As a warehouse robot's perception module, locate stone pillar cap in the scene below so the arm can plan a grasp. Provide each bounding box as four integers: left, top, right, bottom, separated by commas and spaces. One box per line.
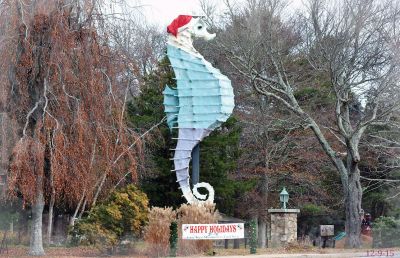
267, 208, 300, 213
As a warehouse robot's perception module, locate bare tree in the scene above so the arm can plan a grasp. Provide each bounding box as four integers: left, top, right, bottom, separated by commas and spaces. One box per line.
0, 0, 143, 255
215, 0, 400, 247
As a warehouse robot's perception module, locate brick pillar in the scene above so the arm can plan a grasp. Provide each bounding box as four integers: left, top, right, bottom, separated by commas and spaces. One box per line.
268, 209, 300, 247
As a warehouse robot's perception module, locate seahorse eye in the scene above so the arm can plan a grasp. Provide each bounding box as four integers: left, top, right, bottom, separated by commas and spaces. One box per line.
197, 25, 203, 30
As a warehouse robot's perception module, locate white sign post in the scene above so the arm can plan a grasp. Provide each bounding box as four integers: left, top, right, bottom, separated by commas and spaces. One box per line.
320, 225, 334, 237
182, 223, 245, 240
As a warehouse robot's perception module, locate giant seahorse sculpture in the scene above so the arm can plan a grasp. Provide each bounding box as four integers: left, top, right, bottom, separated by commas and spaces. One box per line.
163, 15, 234, 204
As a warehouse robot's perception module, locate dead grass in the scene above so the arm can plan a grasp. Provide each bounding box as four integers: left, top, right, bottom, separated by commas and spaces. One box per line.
177, 203, 220, 256
0, 246, 102, 258
143, 206, 176, 257
143, 203, 220, 257
1, 245, 399, 257
335, 234, 373, 249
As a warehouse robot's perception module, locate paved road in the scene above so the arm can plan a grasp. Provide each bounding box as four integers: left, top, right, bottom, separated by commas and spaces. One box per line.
191, 251, 400, 258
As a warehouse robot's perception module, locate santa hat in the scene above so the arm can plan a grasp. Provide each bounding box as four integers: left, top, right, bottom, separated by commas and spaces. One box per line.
167, 15, 193, 37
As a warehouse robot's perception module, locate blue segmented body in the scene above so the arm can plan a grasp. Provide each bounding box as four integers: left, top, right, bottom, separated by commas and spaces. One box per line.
163, 45, 234, 129
163, 44, 234, 204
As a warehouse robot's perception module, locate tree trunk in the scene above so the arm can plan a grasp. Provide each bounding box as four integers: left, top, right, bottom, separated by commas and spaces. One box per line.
309, 120, 362, 248
344, 162, 363, 248
46, 192, 55, 246
258, 164, 268, 248
47, 141, 55, 246
29, 188, 45, 256
258, 220, 267, 248
252, 216, 258, 241
69, 192, 85, 227
92, 171, 107, 207
9, 221, 14, 240
78, 198, 87, 219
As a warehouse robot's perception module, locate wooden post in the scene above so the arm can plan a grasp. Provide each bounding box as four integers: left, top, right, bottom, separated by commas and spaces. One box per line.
233, 239, 240, 249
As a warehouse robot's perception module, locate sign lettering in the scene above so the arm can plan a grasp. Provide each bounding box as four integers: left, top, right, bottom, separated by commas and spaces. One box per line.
182, 223, 244, 240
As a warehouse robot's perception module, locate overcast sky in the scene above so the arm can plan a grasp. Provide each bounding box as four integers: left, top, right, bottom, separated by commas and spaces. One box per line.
134, 0, 208, 27
132, 0, 304, 28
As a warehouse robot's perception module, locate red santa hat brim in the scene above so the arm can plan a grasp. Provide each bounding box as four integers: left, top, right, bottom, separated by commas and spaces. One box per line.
167, 15, 193, 37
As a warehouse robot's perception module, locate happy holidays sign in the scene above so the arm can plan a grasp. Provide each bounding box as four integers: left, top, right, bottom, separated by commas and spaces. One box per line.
182, 223, 244, 240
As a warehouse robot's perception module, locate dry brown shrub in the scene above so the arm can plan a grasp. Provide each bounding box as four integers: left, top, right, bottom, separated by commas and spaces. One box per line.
144, 203, 220, 257
2, 1, 142, 208
144, 206, 176, 257
284, 240, 314, 253
177, 203, 220, 256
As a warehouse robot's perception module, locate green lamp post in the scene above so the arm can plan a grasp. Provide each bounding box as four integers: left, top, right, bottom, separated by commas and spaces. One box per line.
280, 187, 289, 209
